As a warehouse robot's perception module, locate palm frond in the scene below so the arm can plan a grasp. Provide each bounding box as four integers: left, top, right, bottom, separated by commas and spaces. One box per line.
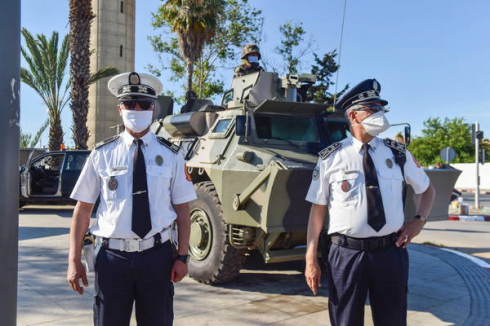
88, 66, 119, 85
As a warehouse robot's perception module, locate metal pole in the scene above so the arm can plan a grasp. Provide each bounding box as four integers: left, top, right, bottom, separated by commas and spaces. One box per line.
475, 121, 480, 209
0, 0, 20, 324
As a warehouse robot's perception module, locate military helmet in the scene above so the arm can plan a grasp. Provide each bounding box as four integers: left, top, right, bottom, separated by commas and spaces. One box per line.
241, 44, 261, 60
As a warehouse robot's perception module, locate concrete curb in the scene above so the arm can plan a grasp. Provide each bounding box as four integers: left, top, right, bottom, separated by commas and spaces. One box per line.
449, 214, 490, 221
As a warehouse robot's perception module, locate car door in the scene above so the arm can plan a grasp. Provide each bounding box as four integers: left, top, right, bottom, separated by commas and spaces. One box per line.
28, 153, 65, 197
61, 152, 89, 197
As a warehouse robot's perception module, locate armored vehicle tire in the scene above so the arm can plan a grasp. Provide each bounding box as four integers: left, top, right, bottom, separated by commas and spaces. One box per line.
188, 181, 246, 284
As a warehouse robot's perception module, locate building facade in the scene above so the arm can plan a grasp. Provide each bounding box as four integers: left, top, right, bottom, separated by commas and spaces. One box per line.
88, 0, 135, 147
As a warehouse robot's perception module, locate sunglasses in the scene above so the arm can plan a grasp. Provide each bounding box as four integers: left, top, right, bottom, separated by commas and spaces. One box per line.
352, 104, 388, 113
119, 99, 155, 110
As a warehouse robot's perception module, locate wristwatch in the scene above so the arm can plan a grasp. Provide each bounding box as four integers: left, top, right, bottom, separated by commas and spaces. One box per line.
176, 254, 190, 264
414, 214, 428, 223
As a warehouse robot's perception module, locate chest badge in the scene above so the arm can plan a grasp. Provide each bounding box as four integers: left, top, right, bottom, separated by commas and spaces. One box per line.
108, 176, 118, 191
341, 180, 351, 192
155, 155, 164, 166
386, 158, 393, 169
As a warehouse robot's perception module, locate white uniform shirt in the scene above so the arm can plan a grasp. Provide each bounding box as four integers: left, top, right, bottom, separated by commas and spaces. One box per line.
71, 131, 197, 239
306, 136, 429, 238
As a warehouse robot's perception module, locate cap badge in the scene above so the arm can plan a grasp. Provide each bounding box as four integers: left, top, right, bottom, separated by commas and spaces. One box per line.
155, 155, 163, 166
341, 180, 351, 192
108, 176, 118, 191
129, 72, 140, 85
373, 80, 379, 91
386, 158, 393, 168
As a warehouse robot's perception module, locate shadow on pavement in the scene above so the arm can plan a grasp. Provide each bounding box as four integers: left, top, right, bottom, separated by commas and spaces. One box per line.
19, 226, 70, 241
20, 206, 74, 218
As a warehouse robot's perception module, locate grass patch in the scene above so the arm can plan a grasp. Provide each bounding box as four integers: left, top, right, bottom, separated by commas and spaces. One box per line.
422, 241, 446, 248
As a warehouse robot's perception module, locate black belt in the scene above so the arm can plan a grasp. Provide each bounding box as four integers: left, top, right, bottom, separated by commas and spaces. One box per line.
330, 232, 398, 251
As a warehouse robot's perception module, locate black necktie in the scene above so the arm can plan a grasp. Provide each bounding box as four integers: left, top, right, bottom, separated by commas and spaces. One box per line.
362, 144, 386, 232
132, 139, 152, 239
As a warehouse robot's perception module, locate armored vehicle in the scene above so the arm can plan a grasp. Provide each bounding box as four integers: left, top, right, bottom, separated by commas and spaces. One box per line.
151, 71, 350, 284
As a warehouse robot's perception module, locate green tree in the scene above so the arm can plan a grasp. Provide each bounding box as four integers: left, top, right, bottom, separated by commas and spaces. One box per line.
69, 0, 118, 150
20, 119, 49, 148
408, 117, 473, 166
149, 0, 263, 102
153, 0, 224, 94
307, 50, 348, 106
275, 21, 314, 75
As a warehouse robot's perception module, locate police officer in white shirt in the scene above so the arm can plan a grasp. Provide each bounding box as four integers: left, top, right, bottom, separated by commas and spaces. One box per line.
67, 72, 197, 326
304, 79, 436, 326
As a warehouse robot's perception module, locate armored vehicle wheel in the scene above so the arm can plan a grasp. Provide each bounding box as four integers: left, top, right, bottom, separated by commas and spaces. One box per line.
188, 181, 246, 284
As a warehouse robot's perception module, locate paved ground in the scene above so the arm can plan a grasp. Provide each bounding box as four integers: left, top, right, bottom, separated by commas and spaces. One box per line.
16, 205, 490, 326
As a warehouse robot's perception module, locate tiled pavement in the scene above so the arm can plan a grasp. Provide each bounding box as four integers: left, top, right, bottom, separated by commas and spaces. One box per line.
16, 207, 490, 326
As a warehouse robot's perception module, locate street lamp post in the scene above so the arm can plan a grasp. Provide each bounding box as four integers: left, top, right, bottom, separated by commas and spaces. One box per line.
0, 0, 21, 324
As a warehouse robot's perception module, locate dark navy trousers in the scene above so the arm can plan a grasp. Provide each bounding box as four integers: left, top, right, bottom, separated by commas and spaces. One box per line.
94, 240, 174, 326
326, 243, 409, 326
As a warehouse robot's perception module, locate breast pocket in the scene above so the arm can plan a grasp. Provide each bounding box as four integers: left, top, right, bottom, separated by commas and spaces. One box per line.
147, 165, 173, 199
99, 169, 130, 201
330, 172, 361, 205
378, 168, 404, 198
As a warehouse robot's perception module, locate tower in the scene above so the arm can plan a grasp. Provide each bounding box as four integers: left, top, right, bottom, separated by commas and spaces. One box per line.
88, 0, 135, 147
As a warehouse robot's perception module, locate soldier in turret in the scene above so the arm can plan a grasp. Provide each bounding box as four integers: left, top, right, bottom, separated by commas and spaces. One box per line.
233, 44, 264, 78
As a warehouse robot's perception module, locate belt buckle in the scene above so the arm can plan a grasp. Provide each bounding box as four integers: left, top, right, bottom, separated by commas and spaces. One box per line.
126, 239, 143, 252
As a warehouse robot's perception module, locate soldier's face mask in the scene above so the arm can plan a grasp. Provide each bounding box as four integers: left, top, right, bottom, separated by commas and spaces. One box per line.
247, 55, 259, 63
120, 109, 153, 133
351, 110, 390, 137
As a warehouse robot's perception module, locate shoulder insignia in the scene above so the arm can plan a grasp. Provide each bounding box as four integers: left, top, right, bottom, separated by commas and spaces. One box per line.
318, 142, 342, 160
157, 137, 181, 153
94, 134, 120, 150
383, 138, 406, 153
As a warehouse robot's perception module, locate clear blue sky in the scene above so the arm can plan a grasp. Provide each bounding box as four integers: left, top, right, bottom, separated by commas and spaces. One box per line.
21, 0, 490, 148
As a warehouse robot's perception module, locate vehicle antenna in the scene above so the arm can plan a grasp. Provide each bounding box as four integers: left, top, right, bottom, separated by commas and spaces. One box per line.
333, 0, 348, 109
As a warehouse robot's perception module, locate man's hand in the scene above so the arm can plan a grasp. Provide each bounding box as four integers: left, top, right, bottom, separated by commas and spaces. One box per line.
171, 260, 188, 283
67, 260, 88, 295
305, 257, 322, 295
396, 218, 425, 248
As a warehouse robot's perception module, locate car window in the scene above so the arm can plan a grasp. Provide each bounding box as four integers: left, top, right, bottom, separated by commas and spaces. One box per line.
32, 154, 64, 171
324, 119, 350, 143
65, 153, 88, 171
213, 119, 232, 133
255, 115, 319, 142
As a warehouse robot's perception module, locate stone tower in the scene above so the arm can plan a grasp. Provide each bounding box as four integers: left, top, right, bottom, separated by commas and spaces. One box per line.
88, 0, 135, 147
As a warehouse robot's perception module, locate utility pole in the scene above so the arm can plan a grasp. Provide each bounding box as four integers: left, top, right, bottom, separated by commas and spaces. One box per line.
0, 0, 20, 324
475, 121, 480, 209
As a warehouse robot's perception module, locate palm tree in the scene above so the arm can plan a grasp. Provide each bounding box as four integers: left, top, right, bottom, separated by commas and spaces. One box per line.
159, 0, 224, 93
21, 29, 68, 151
21, 28, 117, 151
69, 0, 118, 149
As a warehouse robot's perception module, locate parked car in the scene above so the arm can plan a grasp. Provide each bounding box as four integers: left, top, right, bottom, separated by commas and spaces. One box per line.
19, 150, 91, 208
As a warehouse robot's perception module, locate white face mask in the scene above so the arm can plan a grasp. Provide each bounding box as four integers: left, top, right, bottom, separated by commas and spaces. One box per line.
121, 110, 153, 133
351, 111, 390, 137
248, 55, 259, 63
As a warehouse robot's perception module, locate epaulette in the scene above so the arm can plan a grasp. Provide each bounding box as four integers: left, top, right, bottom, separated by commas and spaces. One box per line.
157, 137, 180, 153
94, 134, 120, 149
318, 142, 342, 160
383, 138, 406, 153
